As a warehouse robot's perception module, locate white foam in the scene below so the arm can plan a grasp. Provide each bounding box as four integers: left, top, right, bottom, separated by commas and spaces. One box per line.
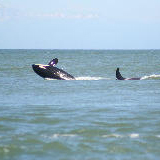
156, 135, 160, 138
45, 76, 110, 80
102, 134, 123, 138
129, 133, 139, 138
43, 134, 77, 139
44, 78, 56, 80
141, 74, 160, 80
102, 133, 139, 138
75, 77, 110, 80
3, 148, 10, 153
52, 134, 76, 138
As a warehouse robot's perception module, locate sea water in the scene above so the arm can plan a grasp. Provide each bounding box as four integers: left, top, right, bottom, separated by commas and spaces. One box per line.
0, 49, 160, 160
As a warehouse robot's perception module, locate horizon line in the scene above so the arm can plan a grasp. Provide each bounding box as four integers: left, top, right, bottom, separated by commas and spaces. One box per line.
0, 48, 160, 50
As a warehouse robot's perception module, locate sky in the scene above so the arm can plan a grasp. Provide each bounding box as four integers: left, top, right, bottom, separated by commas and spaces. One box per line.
0, 0, 160, 49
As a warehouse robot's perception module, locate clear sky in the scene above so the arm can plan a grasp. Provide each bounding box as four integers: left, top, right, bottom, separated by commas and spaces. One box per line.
0, 0, 160, 49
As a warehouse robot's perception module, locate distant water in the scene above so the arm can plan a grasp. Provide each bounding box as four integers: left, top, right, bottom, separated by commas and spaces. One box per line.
0, 49, 160, 160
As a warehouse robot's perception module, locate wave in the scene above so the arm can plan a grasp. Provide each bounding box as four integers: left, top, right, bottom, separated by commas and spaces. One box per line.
45, 77, 110, 80
42, 134, 77, 139
41, 133, 160, 139
102, 133, 139, 138
44, 78, 57, 80
45, 75, 160, 81
75, 77, 110, 80
140, 74, 160, 80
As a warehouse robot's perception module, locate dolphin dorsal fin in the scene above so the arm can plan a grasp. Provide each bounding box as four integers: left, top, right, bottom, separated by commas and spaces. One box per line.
116, 68, 125, 80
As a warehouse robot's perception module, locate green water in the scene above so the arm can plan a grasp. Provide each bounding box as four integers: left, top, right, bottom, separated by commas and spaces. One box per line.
0, 49, 160, 160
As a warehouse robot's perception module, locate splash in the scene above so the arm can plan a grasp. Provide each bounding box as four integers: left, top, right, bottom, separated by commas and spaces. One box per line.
75, 77, 110, 80
141, 74, 160, 80
44, 78, 56, 80
45, 77, 110, 80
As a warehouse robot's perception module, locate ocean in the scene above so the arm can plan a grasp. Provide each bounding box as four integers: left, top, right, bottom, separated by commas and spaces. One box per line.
0, 49, 160, 160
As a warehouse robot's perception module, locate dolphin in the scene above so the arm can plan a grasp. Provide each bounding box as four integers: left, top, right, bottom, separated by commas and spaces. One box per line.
116, 68, 141, 80
32, 58, 75, 80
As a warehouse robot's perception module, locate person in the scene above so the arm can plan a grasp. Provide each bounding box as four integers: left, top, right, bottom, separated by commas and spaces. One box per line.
48, 58, 58, 66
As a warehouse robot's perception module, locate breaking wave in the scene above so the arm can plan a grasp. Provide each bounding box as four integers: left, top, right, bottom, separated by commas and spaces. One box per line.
141, 74, 160, 80
75, 77, 110, 80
